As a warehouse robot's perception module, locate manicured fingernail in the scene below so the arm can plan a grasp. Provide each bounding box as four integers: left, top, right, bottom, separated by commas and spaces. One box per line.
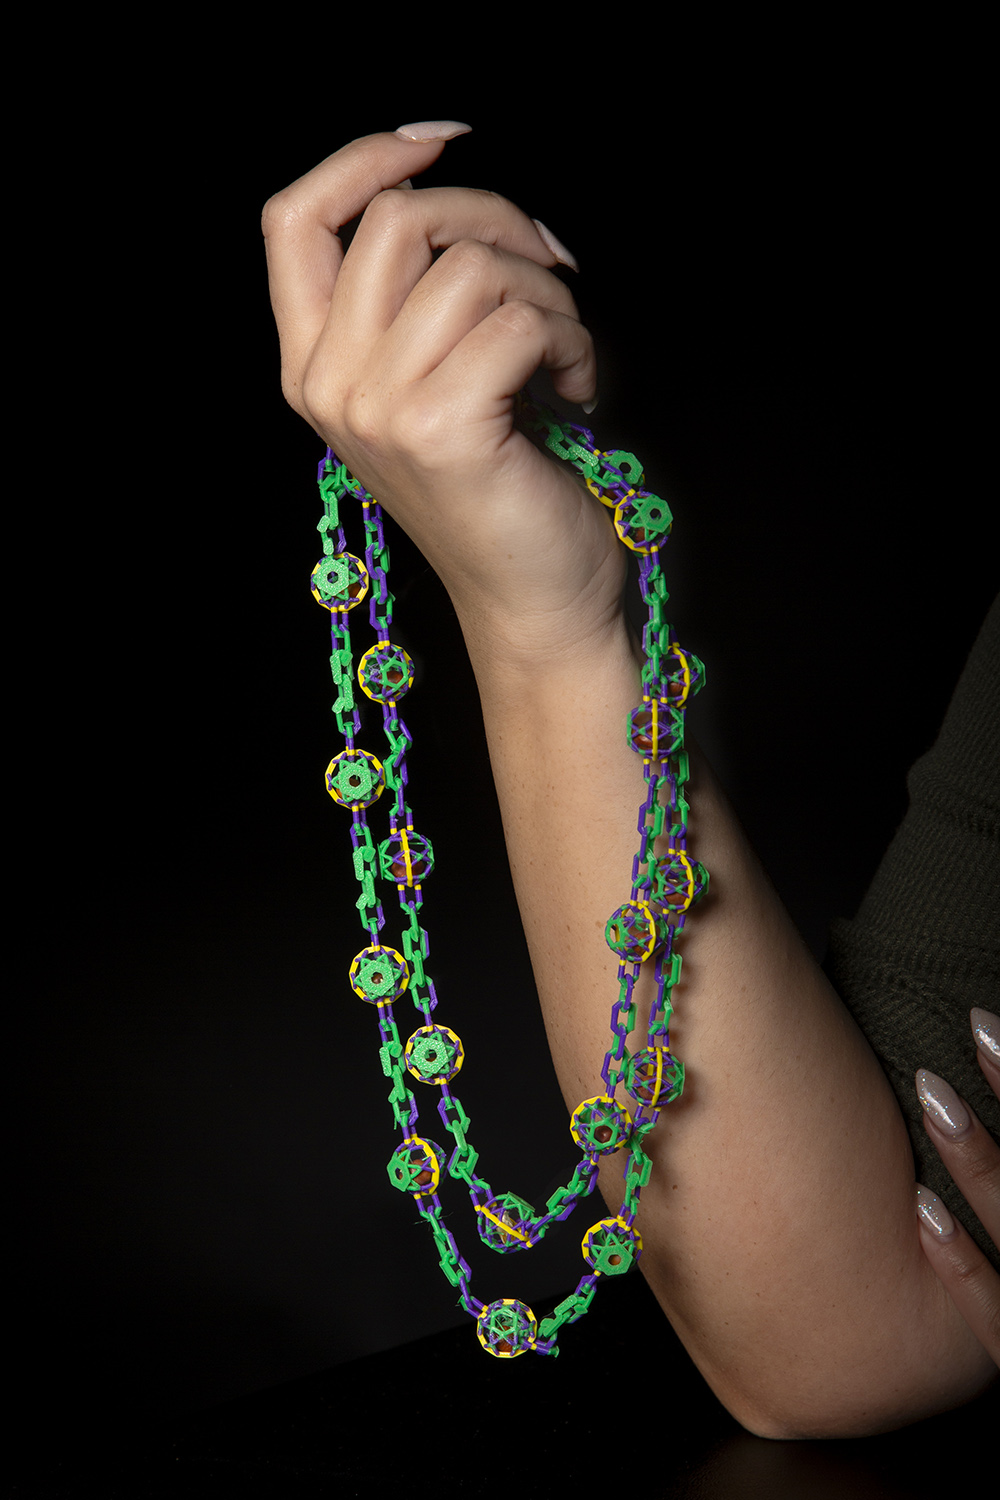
394, 121, 472, 142
971, 1007, 999, 1061
916, 1184, 956, 1238
532, 219, 579, 272
916, 1068, 971, 1137
582, 396, 599, 415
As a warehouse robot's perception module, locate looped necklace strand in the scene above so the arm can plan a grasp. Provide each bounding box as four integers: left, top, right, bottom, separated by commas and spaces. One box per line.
311, 390, 708, 1357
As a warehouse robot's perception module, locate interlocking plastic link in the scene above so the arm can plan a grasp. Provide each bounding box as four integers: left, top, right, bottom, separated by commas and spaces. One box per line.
351, 830, 381, 923
380, 716, 412, 792
400, 906, 429, 994
422, 1200, 473, 1288
620, 1141, 654, 1219
537, 1278, 598, 1342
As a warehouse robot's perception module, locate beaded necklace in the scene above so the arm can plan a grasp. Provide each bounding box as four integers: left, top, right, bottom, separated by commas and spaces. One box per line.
312, 391, 707, 1357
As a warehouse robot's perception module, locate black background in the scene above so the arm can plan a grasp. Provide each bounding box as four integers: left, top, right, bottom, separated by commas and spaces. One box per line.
14, 39, 996, 1482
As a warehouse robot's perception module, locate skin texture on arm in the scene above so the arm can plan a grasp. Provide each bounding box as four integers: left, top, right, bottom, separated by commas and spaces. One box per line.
459, 614, 997, 1438
263, 126, 998, 1437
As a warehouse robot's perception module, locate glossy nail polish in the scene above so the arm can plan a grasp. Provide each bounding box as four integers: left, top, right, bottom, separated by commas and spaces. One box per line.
394, 121, 472, 142
916, 1184, 956, 1238
532, 219, 579, 273
916, 1068, 972, 1136
971, 1006, 1000, 1061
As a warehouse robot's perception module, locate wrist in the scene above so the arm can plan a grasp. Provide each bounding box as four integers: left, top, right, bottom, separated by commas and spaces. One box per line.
456, 599, 639, 706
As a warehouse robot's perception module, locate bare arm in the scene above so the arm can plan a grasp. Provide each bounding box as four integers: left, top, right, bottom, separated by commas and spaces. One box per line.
263, 126, 997, 1437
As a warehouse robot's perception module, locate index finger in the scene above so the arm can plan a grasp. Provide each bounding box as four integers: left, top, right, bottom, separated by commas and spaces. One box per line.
262, 126, 471, 375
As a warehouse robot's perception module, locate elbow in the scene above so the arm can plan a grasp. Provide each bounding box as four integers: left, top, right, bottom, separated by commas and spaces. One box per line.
717, 1359, 999, 1442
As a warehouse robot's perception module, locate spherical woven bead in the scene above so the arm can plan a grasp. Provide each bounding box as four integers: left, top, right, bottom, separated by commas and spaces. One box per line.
477, 1192, 536, 1253
659, 644, 706, 709
613, 490, 673, 552
386, 1137, 447, 1196
405, 1024, 464, 1084
357, 642, 415, 703
569, 1095, 632, 1156
476, 1299, 537, 1358
325, 749, 384, 809
623, 1046, 685, 1108
311, 553, 369, 611
349, 946, 409, 1004
378, 830, 434, 885
653, 849, 709, 916
605, 900, 659, 962
627, 699, 685, 760
581, 1217, 643, 1276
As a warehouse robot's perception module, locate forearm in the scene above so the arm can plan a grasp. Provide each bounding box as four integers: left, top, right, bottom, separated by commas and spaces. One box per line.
459, 608, 996, 1437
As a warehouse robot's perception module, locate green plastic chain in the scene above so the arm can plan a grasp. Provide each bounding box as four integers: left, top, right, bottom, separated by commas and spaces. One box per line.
312, 391, 708, 1357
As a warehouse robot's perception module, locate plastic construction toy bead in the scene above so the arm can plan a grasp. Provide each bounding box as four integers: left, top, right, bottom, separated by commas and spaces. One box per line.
477, 1192, 536, 1253
405, 1024, 464, 1084
357, 642, 415, 703
476, 1299, 538, 1358
311, 553, 369, 611
378, 831, 434, 886
325, 749, 384, 809
613, 491, 673, 553
387, 1136, 447, 1196
569, 1095, 632, 1156
350, 946, 410, 1005
654, 849, 709, 916
628, 700, 685, 761
605, 901, 659, 962
662, 646, 706, 708
624, 1046, 685, 1108
586, 449, 644, 506
581, 1217, 643, 1276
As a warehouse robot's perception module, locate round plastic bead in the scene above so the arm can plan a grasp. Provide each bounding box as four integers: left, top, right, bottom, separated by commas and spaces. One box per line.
653, 849, 709, 916
378, 830, 434, 886
386, 1137, 447, 1196
581, 1217, 643, 1276
476, 1299, 538, 1358
358, 642, 415, 703
405, 1024, 464, 1084
627, 699, 685, 761
605, 900, 659, 962
613, 491, 673, 552
623, 1046, 685, 1108
477, 1192, 535, 1253
310, 553, 369, 611
325, 749, 384, 809
569, 1095, 632, 1156
349, 946, 409, 1005
659, 644, 706, 709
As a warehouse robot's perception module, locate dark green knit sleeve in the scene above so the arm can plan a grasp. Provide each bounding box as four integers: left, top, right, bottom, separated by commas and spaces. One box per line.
822, 593, 1000, 1270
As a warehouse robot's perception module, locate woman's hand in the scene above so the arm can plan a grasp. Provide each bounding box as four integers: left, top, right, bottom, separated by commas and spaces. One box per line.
262, 125, 624, 668
915, 1008, 1000, 1366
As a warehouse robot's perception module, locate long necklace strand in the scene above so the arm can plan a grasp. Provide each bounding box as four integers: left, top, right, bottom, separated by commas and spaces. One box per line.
311, 391, 707, 1357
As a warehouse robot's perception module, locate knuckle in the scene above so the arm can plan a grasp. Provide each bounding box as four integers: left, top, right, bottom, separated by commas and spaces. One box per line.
393, 387, 452, 459
438, 238, 498, 281
493, 298, 544, 339
261, 186, 301, 239
361, 186, 413, 235
339, 384, 383, 449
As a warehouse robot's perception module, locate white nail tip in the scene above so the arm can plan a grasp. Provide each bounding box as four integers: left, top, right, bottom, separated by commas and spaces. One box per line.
394, 122, 472, 142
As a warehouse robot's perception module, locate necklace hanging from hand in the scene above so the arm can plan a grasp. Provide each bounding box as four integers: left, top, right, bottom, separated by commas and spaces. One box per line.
312, 391, 708, 1357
